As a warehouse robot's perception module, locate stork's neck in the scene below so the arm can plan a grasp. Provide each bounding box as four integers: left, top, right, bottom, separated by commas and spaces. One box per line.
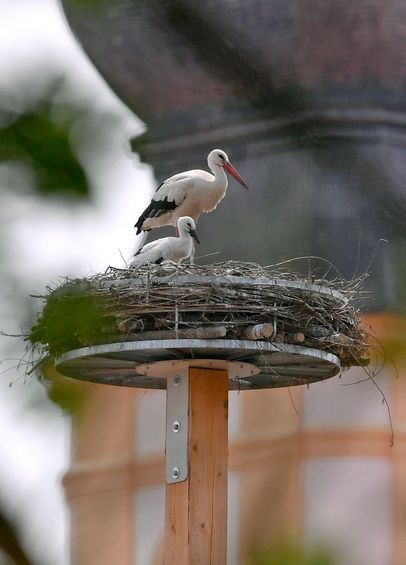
209, 163, 227, 186
178, 228, 189, 240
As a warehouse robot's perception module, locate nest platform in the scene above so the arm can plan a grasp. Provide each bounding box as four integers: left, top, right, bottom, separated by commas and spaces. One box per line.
30, 261, 369, 390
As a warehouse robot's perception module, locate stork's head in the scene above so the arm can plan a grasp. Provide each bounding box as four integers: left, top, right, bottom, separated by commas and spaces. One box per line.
208, 149, 249, 190
177, 216, 200, 244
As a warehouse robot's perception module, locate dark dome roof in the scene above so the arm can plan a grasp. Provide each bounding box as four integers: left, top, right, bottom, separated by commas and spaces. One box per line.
62, 1, 406, 139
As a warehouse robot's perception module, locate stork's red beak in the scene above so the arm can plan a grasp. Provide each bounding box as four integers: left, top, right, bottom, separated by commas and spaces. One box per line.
223, 161, 249, 190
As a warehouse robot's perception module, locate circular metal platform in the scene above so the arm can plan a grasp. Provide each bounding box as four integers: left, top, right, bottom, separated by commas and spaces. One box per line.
55, 339, 341, 390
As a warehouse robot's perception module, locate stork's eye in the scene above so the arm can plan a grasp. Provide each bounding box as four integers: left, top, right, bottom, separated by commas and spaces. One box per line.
218, 154, 225, 161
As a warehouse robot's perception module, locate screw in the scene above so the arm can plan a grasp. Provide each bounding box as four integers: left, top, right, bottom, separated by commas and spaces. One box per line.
172, 420, 181, 433
172, 466, 180, 480
173, 375, 181, 387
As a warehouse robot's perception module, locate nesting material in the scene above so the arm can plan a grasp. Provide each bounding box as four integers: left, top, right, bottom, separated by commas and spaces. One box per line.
30, 260, 369, 370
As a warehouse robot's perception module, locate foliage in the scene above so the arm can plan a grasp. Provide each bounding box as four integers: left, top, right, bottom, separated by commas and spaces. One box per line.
0, 508, 34, 565
247, 542, 335, 565
30, 282, 115, 358
67, 0, 108, 10
40, 360, 88, 415
0, 100, 91, 199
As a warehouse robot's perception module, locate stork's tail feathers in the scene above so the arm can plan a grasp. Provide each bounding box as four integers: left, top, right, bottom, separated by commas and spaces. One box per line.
134, 206, 152, 234
134, 217, 144, 234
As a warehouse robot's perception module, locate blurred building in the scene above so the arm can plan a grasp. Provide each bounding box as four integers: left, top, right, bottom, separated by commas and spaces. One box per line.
62, 1, 406, 564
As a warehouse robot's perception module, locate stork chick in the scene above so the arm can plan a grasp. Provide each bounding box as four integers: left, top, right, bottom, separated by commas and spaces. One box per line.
130, 216, 200, 267
135, 149, 249, 234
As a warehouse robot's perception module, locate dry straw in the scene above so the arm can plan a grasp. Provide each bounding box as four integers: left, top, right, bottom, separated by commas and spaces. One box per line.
29, 260, 370, 369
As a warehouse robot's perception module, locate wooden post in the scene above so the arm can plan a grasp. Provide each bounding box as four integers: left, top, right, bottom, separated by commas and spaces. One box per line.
164, 367, 229, 565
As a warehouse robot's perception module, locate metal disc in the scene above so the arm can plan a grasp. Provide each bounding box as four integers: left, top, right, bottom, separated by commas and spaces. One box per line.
55, 339, 341, 390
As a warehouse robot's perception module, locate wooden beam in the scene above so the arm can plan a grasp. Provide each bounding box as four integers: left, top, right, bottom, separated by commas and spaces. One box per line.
164, 367, 229, 564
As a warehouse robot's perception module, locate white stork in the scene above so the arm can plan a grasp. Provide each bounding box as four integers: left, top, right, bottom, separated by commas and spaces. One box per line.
130, 216, 200, 266
134, 149, 249, 234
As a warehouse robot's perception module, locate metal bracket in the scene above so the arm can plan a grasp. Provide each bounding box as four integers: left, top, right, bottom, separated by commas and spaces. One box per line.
165, 370, 189, 483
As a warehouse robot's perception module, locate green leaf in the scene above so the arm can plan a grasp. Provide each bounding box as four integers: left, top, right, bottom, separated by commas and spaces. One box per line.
0, 103, 90, 198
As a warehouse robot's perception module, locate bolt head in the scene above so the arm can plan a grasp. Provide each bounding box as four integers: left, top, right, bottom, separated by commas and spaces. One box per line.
173, 375, 181, 387
172, 466, 180, 480
172, 420, 181, 433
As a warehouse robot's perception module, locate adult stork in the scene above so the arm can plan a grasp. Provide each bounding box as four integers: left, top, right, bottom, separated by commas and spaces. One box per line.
134, 149, 249, 234
130, 216, 200, 266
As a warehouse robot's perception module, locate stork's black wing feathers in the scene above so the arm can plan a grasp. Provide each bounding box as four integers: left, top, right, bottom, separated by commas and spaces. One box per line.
134, 195, 178, 234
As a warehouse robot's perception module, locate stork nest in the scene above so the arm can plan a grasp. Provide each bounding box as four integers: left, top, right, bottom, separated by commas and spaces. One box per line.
29, 260, 370, 370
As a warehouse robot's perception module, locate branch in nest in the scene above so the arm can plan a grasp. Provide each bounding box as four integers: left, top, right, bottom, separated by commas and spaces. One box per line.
292, 332, 305, 343
119, 325, 227, 341
243, 322, 276, 340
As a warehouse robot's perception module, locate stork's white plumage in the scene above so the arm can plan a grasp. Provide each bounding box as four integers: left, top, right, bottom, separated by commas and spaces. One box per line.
134, 149, 249, 234
130, 216, 200, 267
